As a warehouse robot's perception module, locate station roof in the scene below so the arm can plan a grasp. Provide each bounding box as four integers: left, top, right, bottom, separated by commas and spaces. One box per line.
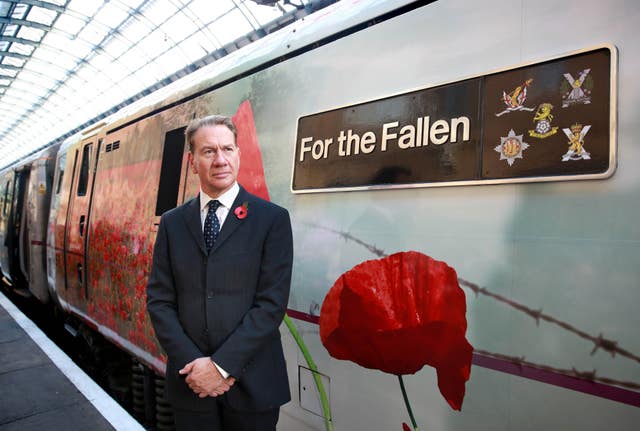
0, 0, 334, 168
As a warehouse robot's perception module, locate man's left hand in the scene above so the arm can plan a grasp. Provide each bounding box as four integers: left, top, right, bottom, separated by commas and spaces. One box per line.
179, 357, 235, 398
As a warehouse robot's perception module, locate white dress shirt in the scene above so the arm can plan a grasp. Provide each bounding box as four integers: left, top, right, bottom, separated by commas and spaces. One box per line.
198, 182, 240, 379
199, 182, 240, 232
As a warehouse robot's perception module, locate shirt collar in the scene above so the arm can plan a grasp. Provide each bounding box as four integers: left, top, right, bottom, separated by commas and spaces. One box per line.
199, 182, 240, 212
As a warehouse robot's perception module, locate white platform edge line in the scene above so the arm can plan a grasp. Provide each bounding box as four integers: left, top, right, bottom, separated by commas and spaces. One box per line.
0, 291, 145, 431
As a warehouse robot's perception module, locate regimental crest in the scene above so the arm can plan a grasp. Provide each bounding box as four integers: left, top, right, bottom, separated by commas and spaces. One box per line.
496, 79, 535, 117
528, 103, 559, 139
561, 68, 593, 107
561, 123, 592, 161
495, 129, 529, 166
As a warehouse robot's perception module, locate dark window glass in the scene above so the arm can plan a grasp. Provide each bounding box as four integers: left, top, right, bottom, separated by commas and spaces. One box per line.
3, 180, 10, 215
77, 144, 92, 196
56, 153, 66, 195
155, 127, 186, 216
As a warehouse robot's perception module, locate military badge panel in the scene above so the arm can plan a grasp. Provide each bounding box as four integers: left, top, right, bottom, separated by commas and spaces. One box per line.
480, 47, 611, 179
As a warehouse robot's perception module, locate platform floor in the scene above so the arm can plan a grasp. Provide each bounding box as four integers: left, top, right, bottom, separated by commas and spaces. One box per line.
0, 291, 144, 431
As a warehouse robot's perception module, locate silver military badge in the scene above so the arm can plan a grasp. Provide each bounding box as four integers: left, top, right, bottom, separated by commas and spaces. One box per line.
495, 129, 530, 166
561, 123, 592, 161
561, 69, 593, 108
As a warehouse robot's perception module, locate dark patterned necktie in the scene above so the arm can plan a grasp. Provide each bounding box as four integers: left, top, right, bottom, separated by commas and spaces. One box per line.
204, 200, 221, 252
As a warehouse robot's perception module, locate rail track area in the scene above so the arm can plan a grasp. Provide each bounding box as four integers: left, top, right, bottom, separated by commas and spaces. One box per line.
0, 290, 147, 431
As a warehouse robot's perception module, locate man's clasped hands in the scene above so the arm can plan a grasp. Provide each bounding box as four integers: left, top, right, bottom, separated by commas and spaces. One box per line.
179, 357, 236, 398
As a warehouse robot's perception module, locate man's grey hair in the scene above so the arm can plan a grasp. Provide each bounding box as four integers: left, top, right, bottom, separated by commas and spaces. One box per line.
185, 115, 238, 153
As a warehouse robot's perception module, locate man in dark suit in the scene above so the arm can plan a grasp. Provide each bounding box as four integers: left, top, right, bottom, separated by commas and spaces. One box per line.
146, 115, 293, 431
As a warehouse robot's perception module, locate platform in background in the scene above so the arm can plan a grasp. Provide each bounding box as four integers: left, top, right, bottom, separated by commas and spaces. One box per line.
0, 291, 144, 431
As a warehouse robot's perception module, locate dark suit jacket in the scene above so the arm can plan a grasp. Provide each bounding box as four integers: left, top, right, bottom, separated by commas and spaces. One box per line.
146, 185, 293, 412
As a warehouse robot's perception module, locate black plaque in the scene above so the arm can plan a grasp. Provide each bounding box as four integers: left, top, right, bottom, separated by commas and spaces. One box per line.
292, 46, 614, 192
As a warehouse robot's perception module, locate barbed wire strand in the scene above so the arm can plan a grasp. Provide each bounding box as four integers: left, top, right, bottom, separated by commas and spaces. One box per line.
307, 223, 640, 388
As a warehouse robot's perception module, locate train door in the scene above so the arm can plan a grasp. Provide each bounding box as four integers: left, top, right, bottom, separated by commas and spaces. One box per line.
8, 166, 30, 290
0, 172, 14, 283
63, 139, 99, 300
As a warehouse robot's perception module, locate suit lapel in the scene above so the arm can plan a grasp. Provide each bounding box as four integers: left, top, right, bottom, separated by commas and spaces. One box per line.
182, 196, 208, 255
210, 186, 249, 255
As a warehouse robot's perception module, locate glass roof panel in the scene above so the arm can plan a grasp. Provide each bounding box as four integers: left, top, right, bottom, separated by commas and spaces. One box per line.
0, 0, 323, 167
101, 59, 128, 82
131, 61, 161, 83
93, 2, 129, 27
174, 35, 209, 63
0, 69, 17, 78
11, 4, 27, 19
101, 34, 128, 58
8, 43, 33, 55
209, 8, 252, 46
159, 9, 197, 42
119, 14, 152, 43
24, 60, 67, 81
5, 86, 39, 102
182, 30, 218, 54
2, 56, 25, 67
52, 14, 86, 36
15, 26, 45, 41
2, 24, 17, 35
188, 0, 235, 25
78, 21, 110, 45
1, 94, 31, 109
139, 28, 172, 60
67, 0, 103, 19
118, 74, 144, 96
140, 0, 178, 27
118, 44, 149, 71
153, 45, 187, 76
9, 77, 46, 93
26, 7, 57, 27
32, 46, 77, 69
19, 70, 57, 90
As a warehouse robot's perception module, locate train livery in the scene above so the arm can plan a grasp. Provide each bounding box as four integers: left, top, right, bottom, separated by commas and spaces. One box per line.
1, 0, 639, 430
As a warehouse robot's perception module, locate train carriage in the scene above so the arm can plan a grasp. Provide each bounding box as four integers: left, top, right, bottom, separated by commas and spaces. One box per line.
2, 0, 639, 430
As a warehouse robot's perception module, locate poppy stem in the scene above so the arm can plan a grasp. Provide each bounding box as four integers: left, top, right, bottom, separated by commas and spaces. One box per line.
283, 314, 333, 431
398, 375, 420, 431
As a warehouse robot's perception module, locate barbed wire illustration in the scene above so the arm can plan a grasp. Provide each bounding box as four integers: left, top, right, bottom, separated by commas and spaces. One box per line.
306, 223, 640, 390
473, 349, 640, 390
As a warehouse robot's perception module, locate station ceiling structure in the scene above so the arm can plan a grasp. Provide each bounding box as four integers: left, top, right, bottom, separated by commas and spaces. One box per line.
0, 0, 337, 168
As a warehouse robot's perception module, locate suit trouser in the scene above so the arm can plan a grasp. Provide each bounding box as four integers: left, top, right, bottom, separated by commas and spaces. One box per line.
173, 402, 279, 431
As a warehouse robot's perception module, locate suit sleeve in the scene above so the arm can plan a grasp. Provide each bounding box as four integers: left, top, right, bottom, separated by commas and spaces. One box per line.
146, 215, 203, 369
211, 207, 293, 378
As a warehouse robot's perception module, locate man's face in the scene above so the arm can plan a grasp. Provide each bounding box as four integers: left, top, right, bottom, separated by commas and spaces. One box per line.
189, 124, 240, 197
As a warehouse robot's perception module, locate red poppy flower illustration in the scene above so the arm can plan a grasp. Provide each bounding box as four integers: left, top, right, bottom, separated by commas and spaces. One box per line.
234, 202, 248, 219
319, 251, 473, 411
233, 100, 270, 201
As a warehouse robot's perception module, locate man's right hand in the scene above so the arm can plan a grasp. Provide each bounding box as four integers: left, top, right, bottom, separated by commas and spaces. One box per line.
179, 357, 236, 398
208, 376, 236, 397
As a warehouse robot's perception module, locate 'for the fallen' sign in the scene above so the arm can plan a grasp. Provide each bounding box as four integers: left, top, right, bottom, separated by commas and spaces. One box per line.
291, 45, 615, 193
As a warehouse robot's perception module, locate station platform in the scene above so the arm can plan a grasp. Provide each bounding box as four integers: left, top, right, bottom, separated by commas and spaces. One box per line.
0, 292, 144, 431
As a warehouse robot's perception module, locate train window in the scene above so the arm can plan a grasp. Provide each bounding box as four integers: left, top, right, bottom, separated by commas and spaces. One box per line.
155, 127, 186, 216
2, 180, 10, 215
77, 143, 92, 196
56, 153, 66, 195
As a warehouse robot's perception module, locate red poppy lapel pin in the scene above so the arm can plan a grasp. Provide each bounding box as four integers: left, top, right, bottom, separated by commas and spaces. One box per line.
234, 201, 249, 220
